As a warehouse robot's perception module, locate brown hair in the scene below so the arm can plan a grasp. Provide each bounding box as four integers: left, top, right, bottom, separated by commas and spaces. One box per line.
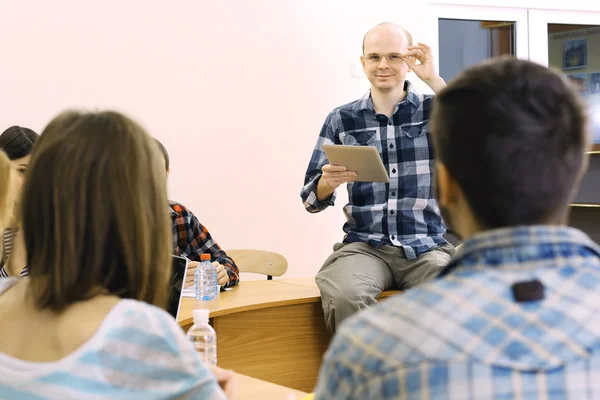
154, 139, 169, 172
433, 57, 589, 228
22, 110, 172, 311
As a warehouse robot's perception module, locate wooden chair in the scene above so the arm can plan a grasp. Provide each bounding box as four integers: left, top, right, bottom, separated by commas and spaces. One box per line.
226, 249, 288, 280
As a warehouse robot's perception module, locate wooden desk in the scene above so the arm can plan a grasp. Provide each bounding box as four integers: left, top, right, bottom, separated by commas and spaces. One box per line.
178, 281, 328, 393
178, 279, 400, 393
235, 373, 308, 400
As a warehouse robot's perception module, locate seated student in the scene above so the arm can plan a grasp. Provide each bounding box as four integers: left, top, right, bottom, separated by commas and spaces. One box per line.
0, 126, 38, 279
0, 111, 233, 399
314, 58, 599, 398
155, 139, 239, 288
0, 151, 18, 246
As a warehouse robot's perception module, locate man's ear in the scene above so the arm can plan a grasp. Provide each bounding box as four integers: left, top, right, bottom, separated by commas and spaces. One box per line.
436, 162, 456, 208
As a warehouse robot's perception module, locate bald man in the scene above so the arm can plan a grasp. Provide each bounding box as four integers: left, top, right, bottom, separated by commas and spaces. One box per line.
300, 23, 454, 332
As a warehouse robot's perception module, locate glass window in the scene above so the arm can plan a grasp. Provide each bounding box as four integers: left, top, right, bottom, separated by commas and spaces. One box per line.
547, 24, 600, 149
438, 19, 516, 83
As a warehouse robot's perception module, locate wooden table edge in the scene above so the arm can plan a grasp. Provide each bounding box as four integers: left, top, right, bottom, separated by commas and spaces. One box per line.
178, 295, 322, 326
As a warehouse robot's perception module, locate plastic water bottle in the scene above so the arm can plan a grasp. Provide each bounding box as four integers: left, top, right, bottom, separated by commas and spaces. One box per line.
195, 253, 218, 301
186, 309, 217, 365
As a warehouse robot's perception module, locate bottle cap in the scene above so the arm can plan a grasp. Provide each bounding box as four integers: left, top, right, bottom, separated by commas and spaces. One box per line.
200, 254, 211, 261
193, 309, 210, 324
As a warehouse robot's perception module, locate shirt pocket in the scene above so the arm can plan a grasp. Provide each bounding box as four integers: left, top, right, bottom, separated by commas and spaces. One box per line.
339, 129, 377, 146
402, 121, 428, 139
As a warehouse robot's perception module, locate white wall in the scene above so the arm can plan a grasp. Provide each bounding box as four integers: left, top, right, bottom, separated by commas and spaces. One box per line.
0, 0, 433, 280
1, 0, 599, 280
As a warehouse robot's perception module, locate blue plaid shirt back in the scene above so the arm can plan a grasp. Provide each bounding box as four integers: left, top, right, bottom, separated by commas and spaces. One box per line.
315, 225, 600, 399
300, 82, 446, 259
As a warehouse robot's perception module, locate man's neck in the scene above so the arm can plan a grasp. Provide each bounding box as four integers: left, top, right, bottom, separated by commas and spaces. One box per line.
371, 82, 407, 118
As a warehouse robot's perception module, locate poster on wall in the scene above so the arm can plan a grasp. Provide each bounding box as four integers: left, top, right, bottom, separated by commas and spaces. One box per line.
567, 73, 589, 94
563, 39, 588, 70
550, 27, 600, 147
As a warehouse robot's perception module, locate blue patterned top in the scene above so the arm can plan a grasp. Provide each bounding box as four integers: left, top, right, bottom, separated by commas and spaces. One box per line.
0, 279, 225, 400
314, 225, 600, 399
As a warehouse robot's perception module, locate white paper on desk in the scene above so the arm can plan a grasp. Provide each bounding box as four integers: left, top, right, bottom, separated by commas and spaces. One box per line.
182, 288, 195, 298
181, 287, 231, 297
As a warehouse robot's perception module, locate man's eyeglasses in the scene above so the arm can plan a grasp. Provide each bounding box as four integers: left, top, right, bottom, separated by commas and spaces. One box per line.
364, 53, 404, 64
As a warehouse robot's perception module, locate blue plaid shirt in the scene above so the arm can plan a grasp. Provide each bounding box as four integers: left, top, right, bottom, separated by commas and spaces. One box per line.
315, 225, 600, 399
300, 82, 446, 259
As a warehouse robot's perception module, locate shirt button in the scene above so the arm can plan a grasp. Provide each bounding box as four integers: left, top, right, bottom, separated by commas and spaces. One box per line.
388, 121, 393, 125
390, 143, 394, 149
392, 191, 396, 196
392, 168, 396, 174
390, 210, 395, 215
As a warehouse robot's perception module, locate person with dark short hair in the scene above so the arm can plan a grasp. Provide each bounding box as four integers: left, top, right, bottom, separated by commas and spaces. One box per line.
314, 57, 600, 399
0, 126, 39, 279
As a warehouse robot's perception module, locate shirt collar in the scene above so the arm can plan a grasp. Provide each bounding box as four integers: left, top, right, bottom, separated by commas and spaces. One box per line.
441, 225, 600, 276
353, 80, 421, 113
169, 206, 178, 217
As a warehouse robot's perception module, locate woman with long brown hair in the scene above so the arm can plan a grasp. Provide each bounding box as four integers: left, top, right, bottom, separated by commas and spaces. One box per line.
0, 111, 231, 399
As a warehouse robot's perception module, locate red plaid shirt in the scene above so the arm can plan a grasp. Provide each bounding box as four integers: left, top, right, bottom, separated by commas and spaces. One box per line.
170, 201, 239, 288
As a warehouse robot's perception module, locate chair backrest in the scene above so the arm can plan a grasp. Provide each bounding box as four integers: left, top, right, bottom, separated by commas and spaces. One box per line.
226, 249, 288, 280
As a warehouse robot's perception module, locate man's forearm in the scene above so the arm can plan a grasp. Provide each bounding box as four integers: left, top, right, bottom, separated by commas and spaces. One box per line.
425, 76, 447, 94
316, 177, 335, 201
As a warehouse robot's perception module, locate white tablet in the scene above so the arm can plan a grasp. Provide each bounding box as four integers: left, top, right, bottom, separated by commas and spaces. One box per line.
322, 144, 390, 183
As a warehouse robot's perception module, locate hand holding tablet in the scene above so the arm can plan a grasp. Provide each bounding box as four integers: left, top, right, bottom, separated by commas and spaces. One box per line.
322, 144, 390, 183
321, 164, 357, 190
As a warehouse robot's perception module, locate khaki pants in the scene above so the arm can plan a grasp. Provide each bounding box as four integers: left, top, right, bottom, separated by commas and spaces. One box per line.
315, 242, 454, 333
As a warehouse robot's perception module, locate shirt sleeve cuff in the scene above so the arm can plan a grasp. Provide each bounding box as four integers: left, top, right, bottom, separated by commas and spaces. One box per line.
223, 267, 238, 288
301, 175, 336, 213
